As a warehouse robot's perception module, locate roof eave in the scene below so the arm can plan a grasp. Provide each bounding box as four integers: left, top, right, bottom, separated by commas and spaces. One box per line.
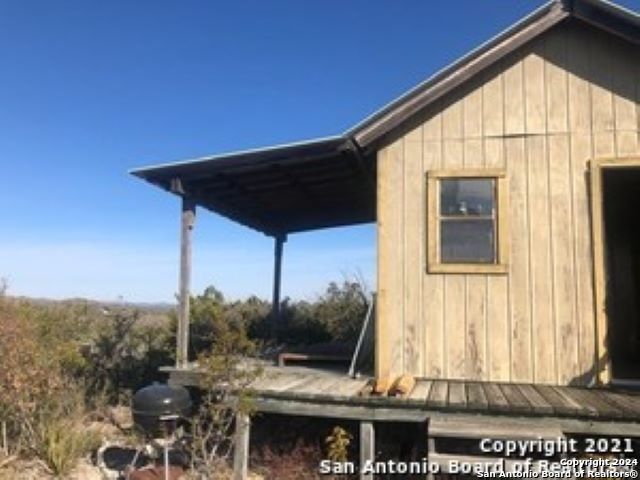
348, 0, 638, 151
128, 135, 373, 236
129, 135, 348, 181
567, 0, 640, 45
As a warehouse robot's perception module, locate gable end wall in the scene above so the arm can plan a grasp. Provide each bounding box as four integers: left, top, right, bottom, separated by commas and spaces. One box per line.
376, 20, 640, 386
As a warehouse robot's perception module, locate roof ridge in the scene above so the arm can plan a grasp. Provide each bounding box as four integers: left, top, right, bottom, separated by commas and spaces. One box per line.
347, 0, 638, 149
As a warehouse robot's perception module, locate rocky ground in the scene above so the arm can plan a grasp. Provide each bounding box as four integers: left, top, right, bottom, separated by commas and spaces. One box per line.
0, 406, 267, 480
0, 458, 103, 480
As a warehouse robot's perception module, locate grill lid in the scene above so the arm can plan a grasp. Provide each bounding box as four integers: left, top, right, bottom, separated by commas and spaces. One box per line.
132, 383, 192, 418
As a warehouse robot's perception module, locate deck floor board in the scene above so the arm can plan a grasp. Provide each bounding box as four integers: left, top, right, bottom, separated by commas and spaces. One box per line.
260, 373, 310, 393
466, 382, 489, 410
534, 384, 580, 415
552, 386, 598, 417
499, 383, 532, 413
563, 387, 624, 419
482, 382, 511, 413
407, 379, 432, 405
517, 384, 554, 415
166, 365, 640, 423
294, 375, 345, 395
602, 391, 640, 417
427, 380, 449, 408
447, 382, 467, 409
329, 378, 369, 399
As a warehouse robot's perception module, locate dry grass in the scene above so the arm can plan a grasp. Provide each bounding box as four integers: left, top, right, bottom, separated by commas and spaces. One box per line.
252, 440, 325, 480
39, 418, 101, 477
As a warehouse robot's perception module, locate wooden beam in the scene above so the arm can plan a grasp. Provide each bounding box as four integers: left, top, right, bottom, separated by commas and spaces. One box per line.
233, 413, 250, 480
177, 196, 196, 368
271, 234, 286, 337
254, 397, 429, 422
278, 352, 351, 367
359, 421, 375, 480
346, 139, 376, 190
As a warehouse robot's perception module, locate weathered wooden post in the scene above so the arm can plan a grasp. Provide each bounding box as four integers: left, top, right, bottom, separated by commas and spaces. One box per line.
233, 413, 250, 480
271, 233, 286, 337
177, 195, 196, 368
1, 420, 7, 456
360, 421, 375, 480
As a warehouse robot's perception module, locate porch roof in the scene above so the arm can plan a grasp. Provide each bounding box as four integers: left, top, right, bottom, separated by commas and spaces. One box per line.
131, 136, 376, 236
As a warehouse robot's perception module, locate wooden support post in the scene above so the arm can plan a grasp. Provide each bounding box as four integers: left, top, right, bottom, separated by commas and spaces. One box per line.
233, 413, 250, 480
426, 429, 436, 480
1, 420, 7, 456
359, 421, 375, 480
177, 196, 196, 368
271, 233, 286, 337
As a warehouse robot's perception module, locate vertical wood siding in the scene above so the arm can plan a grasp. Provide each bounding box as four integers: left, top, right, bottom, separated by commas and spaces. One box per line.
376, 22, 639, 385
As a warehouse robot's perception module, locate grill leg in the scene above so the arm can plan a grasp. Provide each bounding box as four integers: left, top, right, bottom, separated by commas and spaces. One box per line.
164, 442, 169, 480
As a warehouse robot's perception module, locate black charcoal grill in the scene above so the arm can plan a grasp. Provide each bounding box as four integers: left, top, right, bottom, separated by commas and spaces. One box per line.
132, 383, 192, 436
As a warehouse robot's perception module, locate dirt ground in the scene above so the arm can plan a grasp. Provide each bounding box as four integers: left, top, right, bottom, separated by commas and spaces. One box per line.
0, 458, 102, 480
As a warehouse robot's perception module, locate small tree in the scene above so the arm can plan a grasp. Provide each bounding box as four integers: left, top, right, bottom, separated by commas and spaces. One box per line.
83, 309, 172, 402
312, 280, 369, 343
185, 290, 262, 477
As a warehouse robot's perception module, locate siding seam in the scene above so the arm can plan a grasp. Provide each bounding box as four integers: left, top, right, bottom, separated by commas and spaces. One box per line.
543, 38, 560, 385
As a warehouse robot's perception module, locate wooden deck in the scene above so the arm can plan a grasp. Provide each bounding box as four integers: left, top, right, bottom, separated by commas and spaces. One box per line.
249, 368, 640, 420
166, 365, 640, 435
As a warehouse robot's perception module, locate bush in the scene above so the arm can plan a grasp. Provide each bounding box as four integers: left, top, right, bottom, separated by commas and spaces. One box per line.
83, 310, 173, 402
0, 278, 369, 476
186, 310, 261, 477
176, 279, 369, 356
253, 440, 325, 480
0, 298, 99, 475
274, 280, 369, 346
179, 279, 370, 353
313, 281, 369, 343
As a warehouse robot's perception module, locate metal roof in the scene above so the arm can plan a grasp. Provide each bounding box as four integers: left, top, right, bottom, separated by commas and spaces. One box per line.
131, 0, 638, 237
131, 137, 376, 236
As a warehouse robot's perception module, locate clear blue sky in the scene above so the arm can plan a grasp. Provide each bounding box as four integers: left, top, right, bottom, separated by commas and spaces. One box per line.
1, 0, 637, 302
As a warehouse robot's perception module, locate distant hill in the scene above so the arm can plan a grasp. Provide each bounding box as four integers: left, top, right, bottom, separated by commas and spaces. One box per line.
7, 295, 174, 326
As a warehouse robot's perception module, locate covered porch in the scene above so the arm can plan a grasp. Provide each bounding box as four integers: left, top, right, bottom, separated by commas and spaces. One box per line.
131, 135, 377, 370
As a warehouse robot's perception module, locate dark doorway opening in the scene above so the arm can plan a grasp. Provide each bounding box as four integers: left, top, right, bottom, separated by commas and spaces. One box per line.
603, 168, 640, 381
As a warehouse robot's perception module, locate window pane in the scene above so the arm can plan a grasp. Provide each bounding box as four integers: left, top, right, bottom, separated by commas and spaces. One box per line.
441, 219, 495, 263
440, 178, 495, 216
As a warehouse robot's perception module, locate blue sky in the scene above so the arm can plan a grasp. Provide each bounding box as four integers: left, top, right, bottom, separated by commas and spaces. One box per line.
1, 0, 637, 302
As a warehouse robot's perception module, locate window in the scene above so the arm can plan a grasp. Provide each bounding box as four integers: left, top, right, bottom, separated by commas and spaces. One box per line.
427, 169, 508, 274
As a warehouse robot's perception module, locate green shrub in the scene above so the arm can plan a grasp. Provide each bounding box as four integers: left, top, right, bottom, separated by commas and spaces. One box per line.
181, 279, 370, 352
0, 298, 99, 475
82, 310, 173, 402
274, 280, 369, 346
186, 311, 260, 477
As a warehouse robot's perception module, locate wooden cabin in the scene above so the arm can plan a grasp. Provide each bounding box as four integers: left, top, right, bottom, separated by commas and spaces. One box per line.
372, 2, 638, 388
133, 0, 640, 478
